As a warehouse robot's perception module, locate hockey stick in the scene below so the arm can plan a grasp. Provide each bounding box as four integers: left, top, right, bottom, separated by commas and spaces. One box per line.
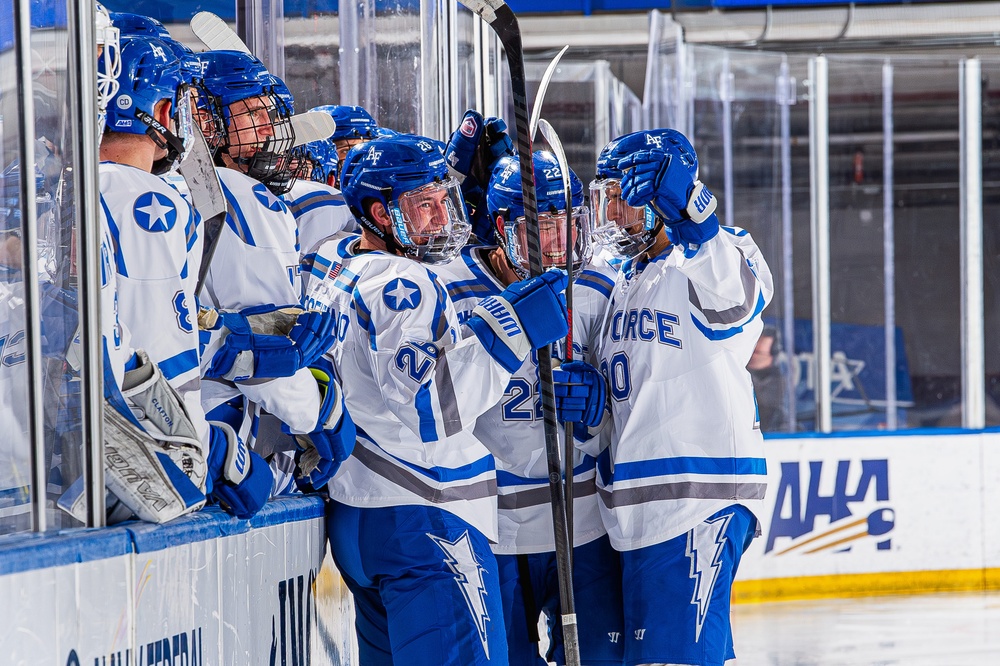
457, 3, 580, 663
536, 117, 575, 554
190, 12, 336, 150
190, 12, 250, 53
180, 122, 227, 297
528, 45, 569, 141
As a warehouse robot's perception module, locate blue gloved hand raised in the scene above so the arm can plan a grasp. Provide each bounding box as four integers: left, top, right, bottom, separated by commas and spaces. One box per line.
619, 149, 720, 246
553, 360, 608, 428
206, 421, 273, 520
445, 110, 515, 242
283, 357, 356, 491
202, 304, 336, 381
468, 269, 569, 372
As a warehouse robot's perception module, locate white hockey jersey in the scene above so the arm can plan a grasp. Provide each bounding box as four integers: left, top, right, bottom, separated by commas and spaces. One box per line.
301, 234, 515, 541
99, 162, 209, 446
199, 168, 320, 446
435, 246, 616, 554
282, 179, 357, 259
596, 227, 774, 552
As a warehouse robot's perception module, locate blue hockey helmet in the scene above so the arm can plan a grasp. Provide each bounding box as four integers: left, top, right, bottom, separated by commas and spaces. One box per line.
340, 134, 470, 264
311, 105, 380, 163
486, 150, 590, 278
292, 139, 338, 185
102, 35, 194, 175
95, 3, 121, 138
590, 129, 697, 258
198, 50, 295, 184
110, 11, 170, 39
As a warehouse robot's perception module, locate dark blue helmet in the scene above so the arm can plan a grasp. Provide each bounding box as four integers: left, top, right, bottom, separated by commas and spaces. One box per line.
340, 134, 470, 264
102, 35, 194, 174
110, 12, 170, 39
198, 50, 294, 185
486, 150, 590, 277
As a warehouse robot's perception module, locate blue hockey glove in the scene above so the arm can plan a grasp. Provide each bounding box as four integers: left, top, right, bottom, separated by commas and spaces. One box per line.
619, 149, 720, 246
467, 269, 569, 372
206, 421, 273, 519
553, 361, 608, 428
203, 305, 336, 381
283, 357, 356, 491
446, 110, 515, 242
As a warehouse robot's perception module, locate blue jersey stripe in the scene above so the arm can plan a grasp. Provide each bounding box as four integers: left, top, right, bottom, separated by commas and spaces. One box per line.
357, 428, 496, 482
691, 290, 767, 341
415, 383, 438, 443
496, 456, 596, 487
101, 195, 128, 278
220, 181, 256, 246
612, 455, 767, 482
575, 270, 614, 298
352, 289, 377, 350
157, 348, 200, 381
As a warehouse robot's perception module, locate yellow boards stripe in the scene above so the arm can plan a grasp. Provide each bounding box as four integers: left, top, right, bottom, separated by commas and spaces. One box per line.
733, 568, 1000, 604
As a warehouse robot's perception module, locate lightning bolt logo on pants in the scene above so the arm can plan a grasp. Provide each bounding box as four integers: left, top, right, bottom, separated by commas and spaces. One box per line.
686, 512, 733, 643
428, 530, 492, 658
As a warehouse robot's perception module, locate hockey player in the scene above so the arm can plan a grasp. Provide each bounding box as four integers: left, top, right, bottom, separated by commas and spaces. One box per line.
301, 134, 571, 665
557, 129, 773, 666
98, 35, 273, 519
434, 150, 625, 665
195, 50, 354, 498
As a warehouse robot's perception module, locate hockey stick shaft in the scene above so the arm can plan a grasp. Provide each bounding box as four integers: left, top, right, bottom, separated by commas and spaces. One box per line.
537, 117, 575, 553
457, 3, 580, 663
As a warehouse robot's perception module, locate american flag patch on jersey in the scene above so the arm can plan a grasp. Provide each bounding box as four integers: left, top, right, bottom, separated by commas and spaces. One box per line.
328, 263, 343, 280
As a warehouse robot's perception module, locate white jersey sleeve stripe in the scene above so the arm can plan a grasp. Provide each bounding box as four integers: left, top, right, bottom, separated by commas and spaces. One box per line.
101, 196, 128, 277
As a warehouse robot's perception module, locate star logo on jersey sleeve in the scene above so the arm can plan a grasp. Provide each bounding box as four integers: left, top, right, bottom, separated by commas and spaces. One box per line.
383, 277, 421, 311
133, 192, 178, 233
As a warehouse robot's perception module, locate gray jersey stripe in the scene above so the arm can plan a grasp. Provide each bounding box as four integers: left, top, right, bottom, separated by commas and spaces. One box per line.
435, 353, 463, 437
353, 442, 497, 503
498, 477, 597, 510
687, 248, 758, 325
597, 481, 766, 508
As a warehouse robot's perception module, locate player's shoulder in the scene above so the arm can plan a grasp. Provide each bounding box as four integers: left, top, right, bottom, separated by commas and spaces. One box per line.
432, 245, 502, 307
574, 261, 617, 301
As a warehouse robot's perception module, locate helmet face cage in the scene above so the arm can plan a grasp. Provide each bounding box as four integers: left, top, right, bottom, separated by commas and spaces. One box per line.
222, 92, 295, 184
94, 3, 121, 138
341, 136, 470, 264
389, 177, 471, 264
589, 177, 658, 259
503, 207, 591, 278
488, 151, 589, 276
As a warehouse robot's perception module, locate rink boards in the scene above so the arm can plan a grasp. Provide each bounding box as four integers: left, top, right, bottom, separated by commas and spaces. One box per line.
735, 429, 1000, 602
0, 496, 349, 666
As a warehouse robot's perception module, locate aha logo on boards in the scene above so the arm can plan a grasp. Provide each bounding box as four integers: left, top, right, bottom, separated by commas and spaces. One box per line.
765, 458, 894, 556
